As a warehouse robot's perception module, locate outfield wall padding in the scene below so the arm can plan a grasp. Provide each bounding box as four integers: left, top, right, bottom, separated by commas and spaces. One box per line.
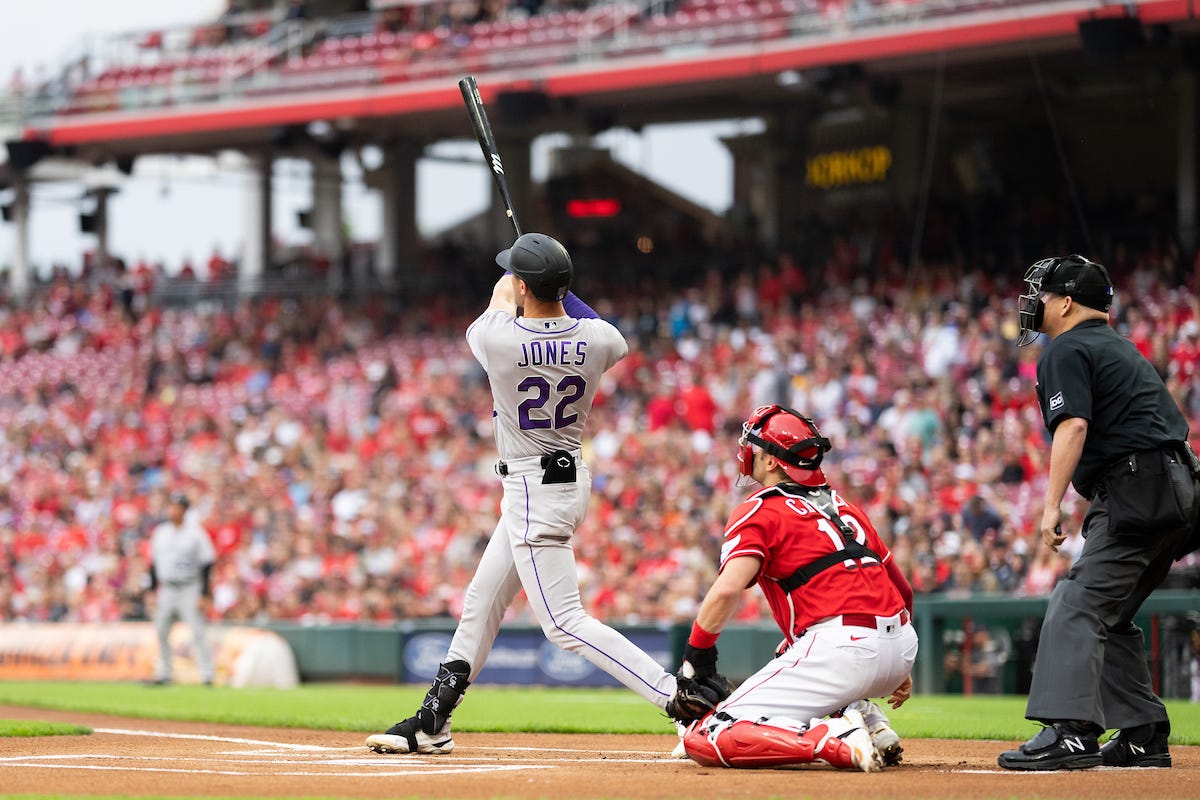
261, 590, 1199, 694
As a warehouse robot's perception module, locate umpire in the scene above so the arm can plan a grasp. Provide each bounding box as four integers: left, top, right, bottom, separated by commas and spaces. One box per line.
998, 254, 1200, 771
146, 493, 217, 686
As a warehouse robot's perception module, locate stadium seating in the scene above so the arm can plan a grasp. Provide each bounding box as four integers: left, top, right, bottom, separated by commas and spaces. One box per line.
52, 0, 1073, 110
2, 227, 1197, 625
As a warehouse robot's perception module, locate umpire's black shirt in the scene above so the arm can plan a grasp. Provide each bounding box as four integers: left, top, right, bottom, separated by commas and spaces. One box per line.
1036, 318, 1189, 496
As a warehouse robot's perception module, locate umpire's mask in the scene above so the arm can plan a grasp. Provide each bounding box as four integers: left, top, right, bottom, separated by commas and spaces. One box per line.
1016, 254, 1113, 347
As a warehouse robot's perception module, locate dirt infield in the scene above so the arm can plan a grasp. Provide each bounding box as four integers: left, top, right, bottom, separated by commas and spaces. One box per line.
0, 704, 1196, 799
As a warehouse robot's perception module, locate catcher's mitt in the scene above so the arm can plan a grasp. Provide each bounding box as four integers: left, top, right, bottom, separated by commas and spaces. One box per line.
665, 644, 732, 723
666, 672, 733, 723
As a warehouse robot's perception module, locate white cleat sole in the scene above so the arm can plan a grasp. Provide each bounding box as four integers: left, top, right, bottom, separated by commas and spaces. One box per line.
365, 732, 455, 755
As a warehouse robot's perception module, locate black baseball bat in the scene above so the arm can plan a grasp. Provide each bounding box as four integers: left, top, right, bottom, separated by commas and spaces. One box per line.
459, 75, 522, 237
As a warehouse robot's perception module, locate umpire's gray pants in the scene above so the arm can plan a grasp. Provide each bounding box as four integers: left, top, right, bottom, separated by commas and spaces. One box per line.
1025, 493, 1191, 730
154, 582, 214, 683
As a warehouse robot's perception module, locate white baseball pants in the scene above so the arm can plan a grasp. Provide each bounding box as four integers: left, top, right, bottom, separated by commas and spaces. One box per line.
717, 612, 918, 722
446, 460, 676, 708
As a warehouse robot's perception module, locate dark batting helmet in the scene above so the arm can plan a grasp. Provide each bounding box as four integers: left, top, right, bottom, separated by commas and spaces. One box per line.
496, 233, 573, 302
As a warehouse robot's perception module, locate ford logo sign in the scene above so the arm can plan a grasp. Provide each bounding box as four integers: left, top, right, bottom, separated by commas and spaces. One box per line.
404, 633, 453, 681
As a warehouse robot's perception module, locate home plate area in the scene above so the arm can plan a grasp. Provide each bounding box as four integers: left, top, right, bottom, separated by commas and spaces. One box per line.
0, 715, 1194, 800
0, 727, 665, 776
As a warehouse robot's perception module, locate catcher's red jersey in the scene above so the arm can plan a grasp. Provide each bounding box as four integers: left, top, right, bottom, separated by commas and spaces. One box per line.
720, 483, 904, 644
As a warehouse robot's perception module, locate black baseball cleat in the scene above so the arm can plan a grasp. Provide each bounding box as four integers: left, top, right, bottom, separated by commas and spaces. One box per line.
1100, 721, 1172, 768
365, 715, 455, 754
997, 722, 1102, 771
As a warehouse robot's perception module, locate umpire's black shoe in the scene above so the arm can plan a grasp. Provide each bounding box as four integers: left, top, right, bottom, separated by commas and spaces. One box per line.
1101, 721, 1172, 768
997, 722, 1102, 771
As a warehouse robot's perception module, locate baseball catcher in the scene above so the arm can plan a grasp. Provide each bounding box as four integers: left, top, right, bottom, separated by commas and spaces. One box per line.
667, 405, 918, 771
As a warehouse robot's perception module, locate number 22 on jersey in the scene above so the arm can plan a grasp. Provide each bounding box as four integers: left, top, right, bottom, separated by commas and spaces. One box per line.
517, 375, 586, 430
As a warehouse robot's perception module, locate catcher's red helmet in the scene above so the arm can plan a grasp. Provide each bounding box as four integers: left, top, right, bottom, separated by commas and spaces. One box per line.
737, 405, 831, 487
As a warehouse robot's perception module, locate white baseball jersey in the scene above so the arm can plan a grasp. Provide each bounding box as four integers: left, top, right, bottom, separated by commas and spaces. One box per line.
466, 310, 627, 459
150, 515, 216, 584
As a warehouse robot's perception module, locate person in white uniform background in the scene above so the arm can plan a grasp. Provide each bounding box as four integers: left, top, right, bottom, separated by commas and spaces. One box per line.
146, 493, 216, 686
367, 233, 676, 755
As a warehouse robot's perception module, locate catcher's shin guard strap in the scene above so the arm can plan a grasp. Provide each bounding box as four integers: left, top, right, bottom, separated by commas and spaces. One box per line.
683, 718, 820, 768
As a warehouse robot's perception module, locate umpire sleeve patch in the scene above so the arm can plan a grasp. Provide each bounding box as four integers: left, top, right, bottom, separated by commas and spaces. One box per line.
1048, 391, 1064, 411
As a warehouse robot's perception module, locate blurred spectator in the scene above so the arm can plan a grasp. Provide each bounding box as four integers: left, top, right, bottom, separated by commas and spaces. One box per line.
0, 227, 1196, 635
944, 625, 1010, 694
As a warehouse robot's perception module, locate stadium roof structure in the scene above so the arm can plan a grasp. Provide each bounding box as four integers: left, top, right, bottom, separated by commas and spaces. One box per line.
5, 0, 1196, 160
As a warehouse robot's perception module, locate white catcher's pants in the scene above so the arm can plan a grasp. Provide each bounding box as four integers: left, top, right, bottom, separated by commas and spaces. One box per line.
447, 461, 676, 708
717, 613, 918, 723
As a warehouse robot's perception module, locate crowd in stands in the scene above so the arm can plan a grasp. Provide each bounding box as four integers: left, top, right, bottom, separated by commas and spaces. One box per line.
1, 232, 1199, 628
7, 0, 1030, 115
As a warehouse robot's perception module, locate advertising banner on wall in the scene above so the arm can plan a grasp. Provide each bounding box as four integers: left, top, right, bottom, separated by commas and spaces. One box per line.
0, 622, 299, 688
401, 628, 673, 686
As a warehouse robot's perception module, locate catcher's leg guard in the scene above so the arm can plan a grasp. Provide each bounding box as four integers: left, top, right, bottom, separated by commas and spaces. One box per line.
682, 713, 880, 771
683, 718, 816, 767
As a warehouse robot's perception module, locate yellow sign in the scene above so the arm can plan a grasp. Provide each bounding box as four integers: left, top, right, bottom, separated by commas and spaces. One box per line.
806, 146, 892, 189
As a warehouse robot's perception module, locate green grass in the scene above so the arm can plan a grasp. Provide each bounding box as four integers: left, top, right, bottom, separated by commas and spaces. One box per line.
0, 681, 1196, 744
0, 719, 92, 737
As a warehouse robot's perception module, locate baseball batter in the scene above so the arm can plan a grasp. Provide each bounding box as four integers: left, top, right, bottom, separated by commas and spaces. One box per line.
666, 405, 918, 770
146, 494, 216, 686
367, 233, 675, 755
